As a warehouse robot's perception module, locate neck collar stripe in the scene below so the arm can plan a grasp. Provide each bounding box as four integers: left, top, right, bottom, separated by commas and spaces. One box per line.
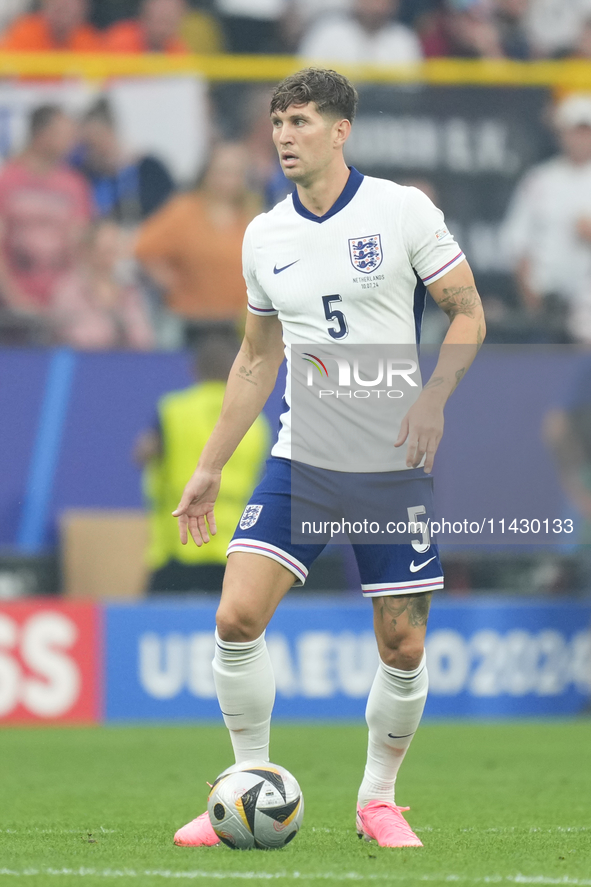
292, 167, 364, 223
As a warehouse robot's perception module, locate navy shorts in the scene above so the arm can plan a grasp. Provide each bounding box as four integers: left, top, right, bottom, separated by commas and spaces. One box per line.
228, 457, 443, 597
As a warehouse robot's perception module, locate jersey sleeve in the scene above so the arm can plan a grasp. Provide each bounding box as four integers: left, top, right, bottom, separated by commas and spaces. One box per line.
243, 222, 278, 317
402, 186, 465, 286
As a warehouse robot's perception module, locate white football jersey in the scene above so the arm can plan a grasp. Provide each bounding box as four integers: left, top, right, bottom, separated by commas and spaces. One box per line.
244, 168, 464, 468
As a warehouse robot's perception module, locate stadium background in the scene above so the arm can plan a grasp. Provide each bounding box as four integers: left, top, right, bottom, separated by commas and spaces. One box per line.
0, 7, 590, 884
0, 4, 589, 733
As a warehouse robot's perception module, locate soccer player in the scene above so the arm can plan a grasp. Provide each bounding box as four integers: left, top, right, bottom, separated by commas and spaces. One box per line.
172, 67, 485, 848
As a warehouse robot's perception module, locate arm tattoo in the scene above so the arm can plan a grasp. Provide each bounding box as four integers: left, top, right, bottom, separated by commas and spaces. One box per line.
436, 285, 480, 321
237, 365, 257, 386
425, 368, 467, 393
377, 592, 432, 631
455, 367, 466, 386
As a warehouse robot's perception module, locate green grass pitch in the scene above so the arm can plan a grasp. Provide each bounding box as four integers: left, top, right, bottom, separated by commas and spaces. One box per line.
0, 721, 589, 887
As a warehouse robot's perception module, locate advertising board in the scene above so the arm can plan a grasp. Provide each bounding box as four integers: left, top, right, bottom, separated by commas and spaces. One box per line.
104, 599, 591, 722
0, 601, 100, 722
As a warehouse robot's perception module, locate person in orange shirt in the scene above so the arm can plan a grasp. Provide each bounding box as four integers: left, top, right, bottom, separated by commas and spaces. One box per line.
134, 142, 260, 332
103, 0, 189, 53
0, 0, 102, 51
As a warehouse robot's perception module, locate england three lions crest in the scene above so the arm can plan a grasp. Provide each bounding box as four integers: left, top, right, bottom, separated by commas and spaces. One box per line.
239, 504, 263, 530
349, 234, 383, 274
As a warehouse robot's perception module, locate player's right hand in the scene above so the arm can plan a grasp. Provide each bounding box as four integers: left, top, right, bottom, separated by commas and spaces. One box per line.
172, 468, 221, 547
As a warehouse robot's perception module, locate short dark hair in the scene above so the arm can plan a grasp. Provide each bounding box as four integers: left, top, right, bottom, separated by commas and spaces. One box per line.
29, 105, 63, 140
270, 68, 358, 123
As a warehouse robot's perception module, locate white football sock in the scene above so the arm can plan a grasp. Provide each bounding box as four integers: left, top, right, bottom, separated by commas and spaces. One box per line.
212, 629, 275, 764
358, 652, 428, 808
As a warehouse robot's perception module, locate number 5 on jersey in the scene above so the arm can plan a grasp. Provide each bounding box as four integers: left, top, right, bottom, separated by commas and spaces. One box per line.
322, 294, 349, 340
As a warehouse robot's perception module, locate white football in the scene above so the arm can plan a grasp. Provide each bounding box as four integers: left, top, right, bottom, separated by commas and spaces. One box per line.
207, 761, 304, 850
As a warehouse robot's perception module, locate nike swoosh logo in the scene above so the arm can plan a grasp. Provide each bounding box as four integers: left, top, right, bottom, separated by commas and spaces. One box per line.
409, 555, 436, 573
273, 260, 299, 274
388, 732, 415, 739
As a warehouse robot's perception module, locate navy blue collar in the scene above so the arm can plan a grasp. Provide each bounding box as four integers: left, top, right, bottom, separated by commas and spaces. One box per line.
292, 167, 364, 223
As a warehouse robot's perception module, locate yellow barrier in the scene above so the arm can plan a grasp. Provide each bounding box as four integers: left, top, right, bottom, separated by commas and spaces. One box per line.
1, 52, 591, 87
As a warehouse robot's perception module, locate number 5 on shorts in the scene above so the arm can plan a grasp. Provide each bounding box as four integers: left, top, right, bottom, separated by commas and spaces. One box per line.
408, 505, 430, 553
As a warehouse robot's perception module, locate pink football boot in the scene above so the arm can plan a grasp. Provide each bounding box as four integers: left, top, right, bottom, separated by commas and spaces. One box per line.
174, 811, 220, 847
356, 801, 423, 848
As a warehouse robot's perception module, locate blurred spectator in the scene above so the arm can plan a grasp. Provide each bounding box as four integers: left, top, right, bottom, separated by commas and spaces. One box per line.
135, 328, 270, 594
544, 356, 591, 549
298, 0, 423, 63
104, 0, 189, 53
525, 0, 591, 59
421, 0, 504, 58
0, 105, 92, 314
448, 0, 504, 58
180, 1, 225, 52
71, 98, 175, 225
135, 142, 259, 329
571, 16, 591, 59
0, 1, 33, 36
88, 0, 140, 29
397, 0, 441, 26
287, 1, 353, 23
50, 219, 154, 350
494, 0, 532, 59
214, 0, 287, 53
419, 0, 576, 62
280, 0, 351, 51
0, 0, 102, 51
501, 94, 591, 344
415, 0, 452, 56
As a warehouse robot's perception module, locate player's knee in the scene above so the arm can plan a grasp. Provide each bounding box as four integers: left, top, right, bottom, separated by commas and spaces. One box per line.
216, 606, 262, 643
380, 635, 424, 671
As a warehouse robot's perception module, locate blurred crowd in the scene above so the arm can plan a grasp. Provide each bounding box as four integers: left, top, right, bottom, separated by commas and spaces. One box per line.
2, 1, 591, 349
0, 95, 267, 349
4, 0, 591, 62
3, 87, 591, 350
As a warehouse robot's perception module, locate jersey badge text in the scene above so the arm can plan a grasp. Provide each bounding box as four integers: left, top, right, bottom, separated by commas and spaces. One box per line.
239, 504, 263, 530
348, 234, 383, 274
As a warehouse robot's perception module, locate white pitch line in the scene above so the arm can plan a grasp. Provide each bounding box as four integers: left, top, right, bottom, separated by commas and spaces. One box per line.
1, 827, 584, 838
457, 828, 590, 835
0, 828, 118, 835
0, 871, 590, 884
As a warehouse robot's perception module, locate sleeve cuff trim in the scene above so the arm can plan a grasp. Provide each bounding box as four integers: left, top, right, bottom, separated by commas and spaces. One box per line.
422, 251, 465, 284
248, 302, 278, 315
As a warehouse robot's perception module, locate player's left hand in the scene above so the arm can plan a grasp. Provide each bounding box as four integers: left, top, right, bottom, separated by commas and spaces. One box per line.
395, 393, 444, 473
